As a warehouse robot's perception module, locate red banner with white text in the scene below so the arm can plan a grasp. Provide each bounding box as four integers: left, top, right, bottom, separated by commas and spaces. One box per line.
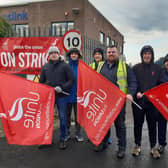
144, 82, 168, 121
0, 72, 55, 145
0, 37, 62, 74
77, 60, 126, 146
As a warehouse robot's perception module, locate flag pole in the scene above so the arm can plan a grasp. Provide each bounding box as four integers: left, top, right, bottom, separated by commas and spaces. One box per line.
131, 100, 142, 110
62, 91, 70, 95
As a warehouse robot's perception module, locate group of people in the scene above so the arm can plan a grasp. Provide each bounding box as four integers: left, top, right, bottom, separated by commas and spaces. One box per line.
39, 44, 168, 160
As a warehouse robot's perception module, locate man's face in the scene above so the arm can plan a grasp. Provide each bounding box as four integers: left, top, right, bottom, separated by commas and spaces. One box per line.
142, 52, 152, 64
164, 61, 168, 71
70, 53, 79, 60
49, 52, 60, 61
94, 52, 103, 63
107, 47, 119, 63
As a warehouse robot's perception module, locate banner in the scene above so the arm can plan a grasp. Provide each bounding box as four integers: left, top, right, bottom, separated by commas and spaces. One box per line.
144, 82, 168, 121
0, 37, 62, 75
0, 72, 55, 145
77, 60, 126, 146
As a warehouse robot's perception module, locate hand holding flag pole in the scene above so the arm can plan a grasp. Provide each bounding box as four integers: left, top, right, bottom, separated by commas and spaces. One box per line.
126, 94, 142, 110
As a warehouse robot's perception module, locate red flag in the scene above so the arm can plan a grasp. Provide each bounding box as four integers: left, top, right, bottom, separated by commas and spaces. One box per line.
144, 82, 168, 121
0, 72, 55, 145
77, 60, 126, 146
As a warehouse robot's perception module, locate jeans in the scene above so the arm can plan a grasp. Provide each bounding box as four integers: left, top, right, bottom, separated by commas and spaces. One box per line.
56, 96, 68, 141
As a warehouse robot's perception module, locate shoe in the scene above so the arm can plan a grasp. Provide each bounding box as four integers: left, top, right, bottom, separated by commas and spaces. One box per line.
59, 141, 67, 150
158, 145, 165, 154
108, 138, 112, 144
75, 135, 84, 142
65, 134, 71, 142
132, 145, 141, 157
117, 149, 125, 159
151, 147, 160, 159
38, 144, 53, 150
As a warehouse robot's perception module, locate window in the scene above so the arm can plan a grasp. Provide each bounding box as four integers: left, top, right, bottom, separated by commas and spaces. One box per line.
15, 24, 29, 37
120, 45, 123, 54
111, 40, 115, 45
106, 36, 111, 46
51, 22, 74, 36
99, 32, 105, 44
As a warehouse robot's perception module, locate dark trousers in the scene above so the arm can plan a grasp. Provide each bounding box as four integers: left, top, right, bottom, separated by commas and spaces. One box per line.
114, 106, 126, 150
67, 102, 81, 135
132, 103, 157, 148
157, 112, 167, 146
102, 106, 126, 150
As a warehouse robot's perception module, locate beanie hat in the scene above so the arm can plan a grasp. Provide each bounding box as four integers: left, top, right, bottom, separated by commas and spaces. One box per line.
140, 45, 154, 63
48, 46, 60, 55
66, 48, 81, 58
93, 48, 104, 60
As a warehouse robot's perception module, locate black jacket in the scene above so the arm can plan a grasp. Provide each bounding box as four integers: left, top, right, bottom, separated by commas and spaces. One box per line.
40, 59, 74, 97
133, 63, 164, 106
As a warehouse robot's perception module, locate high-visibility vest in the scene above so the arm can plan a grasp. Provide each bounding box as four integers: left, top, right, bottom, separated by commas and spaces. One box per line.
89, 61, 104, 70
97, 60, 128, 94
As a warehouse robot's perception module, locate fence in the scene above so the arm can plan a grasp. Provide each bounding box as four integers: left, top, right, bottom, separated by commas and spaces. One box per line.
3, 26, 107, 64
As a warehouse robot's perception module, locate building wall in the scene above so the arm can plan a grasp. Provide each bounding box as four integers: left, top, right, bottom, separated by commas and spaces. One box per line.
0, 0, 124, 53
84, 1, 124, 52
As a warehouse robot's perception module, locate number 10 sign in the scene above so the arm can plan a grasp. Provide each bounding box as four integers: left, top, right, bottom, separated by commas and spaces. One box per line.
62, 29, 83, 52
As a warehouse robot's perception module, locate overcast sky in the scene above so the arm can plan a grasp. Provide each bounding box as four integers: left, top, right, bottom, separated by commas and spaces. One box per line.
1, 0, 168, 64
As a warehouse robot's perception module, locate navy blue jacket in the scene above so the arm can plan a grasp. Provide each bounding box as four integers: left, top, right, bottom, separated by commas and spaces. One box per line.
164, 69, 168, 82
100, 60, 137, 96
67, 59, 78, 103
40, 59, 74, 97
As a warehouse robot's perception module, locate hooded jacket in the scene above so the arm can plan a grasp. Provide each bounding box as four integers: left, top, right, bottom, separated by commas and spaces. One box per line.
133, 46, 165, 105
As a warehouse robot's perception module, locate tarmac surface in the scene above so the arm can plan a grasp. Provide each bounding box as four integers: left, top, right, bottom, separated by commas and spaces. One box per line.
0, 102, 168, 168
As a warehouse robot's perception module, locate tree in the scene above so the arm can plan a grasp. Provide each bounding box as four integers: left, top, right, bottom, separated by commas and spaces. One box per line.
0, 16, 13, 37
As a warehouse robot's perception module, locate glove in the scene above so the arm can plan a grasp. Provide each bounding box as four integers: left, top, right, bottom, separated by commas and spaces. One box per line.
55, 86, 62, 93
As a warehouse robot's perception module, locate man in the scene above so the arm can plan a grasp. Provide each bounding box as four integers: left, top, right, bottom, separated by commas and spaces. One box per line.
97, 45, 137, 158
163, 54, 168, 81
132, 45, 165, 159
39, 46, 74, 149
66, 48, 84, 142
157, 54, 168, 153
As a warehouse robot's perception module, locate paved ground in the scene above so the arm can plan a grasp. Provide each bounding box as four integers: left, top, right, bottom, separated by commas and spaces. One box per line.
0, 102, 168, 168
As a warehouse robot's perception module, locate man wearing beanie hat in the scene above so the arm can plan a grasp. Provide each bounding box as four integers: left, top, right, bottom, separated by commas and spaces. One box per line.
89, 48, 104, 70
39, 45, 74, 150
65, 48, 84, 142
132, 45, 165, 159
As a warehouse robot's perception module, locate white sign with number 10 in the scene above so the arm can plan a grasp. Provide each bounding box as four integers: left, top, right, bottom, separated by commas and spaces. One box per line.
62, 29, 83, 52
